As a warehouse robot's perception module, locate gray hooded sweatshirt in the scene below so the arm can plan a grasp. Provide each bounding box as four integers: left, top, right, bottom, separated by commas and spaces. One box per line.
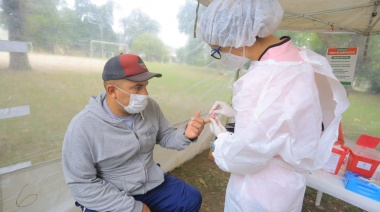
62, 92, 195, 212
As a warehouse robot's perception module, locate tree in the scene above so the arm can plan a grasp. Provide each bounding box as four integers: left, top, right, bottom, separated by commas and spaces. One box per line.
131, 33, 169, 62
2, 0, 32, 71
119, 9, 160, 48
78, 1, 116, 55
177, 0, 200, 36
176, 38, 211, 66
75, 0, 94, 13
275, 30, 326, 55
176, 0, 210, 66
358, 34, 380, 93
25, 0, 62, 53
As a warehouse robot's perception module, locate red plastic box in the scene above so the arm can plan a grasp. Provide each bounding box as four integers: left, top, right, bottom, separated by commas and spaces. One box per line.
323, 144, 350, 175
346, 134, 380, 178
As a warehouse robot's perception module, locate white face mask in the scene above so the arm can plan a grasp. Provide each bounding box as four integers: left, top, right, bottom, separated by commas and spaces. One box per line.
114, 85, 148, 114
220, 47, 250, 69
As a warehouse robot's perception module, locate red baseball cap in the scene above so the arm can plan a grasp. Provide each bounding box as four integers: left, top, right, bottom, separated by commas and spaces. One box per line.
102, 54, 162, 82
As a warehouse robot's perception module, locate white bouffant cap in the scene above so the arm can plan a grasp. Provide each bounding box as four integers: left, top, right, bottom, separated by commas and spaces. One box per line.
199, 0, 284, 48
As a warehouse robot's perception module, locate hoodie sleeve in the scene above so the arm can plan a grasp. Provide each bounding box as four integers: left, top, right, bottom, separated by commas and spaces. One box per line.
62, 131, 143, 212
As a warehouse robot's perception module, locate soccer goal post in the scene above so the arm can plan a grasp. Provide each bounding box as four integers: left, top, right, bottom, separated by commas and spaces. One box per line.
90, 40, 128, 59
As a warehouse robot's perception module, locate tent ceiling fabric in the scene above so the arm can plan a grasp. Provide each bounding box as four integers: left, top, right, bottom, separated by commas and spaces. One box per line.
198, 0, 380, 35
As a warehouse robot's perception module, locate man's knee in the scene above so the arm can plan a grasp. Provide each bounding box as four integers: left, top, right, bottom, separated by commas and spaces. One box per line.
191, 186, 202, 203
182, 184, 202, 211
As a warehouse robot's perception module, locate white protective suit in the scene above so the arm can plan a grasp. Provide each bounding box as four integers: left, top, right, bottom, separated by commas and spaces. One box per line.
212, 37, 350, 212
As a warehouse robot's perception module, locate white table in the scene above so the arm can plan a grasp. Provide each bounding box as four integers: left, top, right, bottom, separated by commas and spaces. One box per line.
307, 153, 380, 211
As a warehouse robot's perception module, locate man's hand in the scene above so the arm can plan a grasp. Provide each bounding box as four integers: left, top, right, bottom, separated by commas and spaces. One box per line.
142, 203, 151, 212
185, 110, 206, 140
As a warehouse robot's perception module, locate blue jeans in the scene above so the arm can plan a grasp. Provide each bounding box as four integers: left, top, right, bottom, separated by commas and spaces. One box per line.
75, 174, 202, 212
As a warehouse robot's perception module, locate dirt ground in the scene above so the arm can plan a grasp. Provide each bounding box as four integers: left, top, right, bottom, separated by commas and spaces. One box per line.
168, 149, 365, 212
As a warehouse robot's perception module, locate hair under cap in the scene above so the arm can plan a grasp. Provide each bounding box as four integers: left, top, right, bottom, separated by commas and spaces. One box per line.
199, 0, 284, 48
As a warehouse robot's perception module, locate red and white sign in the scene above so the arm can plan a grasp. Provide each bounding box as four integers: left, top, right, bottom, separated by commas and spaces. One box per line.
326, 47, 358, 86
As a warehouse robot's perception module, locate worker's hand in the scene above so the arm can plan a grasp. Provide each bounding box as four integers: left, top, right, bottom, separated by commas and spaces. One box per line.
209, 101, 234, 118
142, 203, 151, 212
185, 110, 206, 140
209, 117, 227, 137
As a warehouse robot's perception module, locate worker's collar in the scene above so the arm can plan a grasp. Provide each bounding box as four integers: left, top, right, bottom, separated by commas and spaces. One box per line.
258, 36, 291, 61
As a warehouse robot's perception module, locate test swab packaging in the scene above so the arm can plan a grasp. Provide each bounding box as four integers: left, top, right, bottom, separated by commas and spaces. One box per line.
342, 170, 380, 202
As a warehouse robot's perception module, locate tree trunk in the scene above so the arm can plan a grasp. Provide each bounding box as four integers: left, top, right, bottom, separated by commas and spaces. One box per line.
4, 0, 32, 71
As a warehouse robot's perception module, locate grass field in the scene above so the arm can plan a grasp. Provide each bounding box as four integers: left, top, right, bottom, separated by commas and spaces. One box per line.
0, 59, 233, 167
342, 89, 380, 142
1, 54, 379, 168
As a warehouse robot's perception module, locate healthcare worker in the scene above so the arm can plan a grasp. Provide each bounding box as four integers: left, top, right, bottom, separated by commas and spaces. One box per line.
199, 0, 350, 211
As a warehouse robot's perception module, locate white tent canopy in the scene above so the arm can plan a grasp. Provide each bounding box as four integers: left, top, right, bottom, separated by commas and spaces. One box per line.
198, 0, 380, 64
199, 0, 380, 35
280, 0, 380, 35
